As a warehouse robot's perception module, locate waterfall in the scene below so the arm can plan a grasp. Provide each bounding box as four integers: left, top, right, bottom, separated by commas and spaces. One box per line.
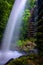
0, 0, 27, 65
2, 0, 27, 51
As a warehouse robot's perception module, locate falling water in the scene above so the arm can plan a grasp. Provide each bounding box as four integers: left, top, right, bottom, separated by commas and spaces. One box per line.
0, 0, 27, 64
2, 0, 27, 51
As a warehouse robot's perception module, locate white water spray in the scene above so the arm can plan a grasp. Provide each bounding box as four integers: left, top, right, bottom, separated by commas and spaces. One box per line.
2, 0, 27, 51
0, 0, 27, 65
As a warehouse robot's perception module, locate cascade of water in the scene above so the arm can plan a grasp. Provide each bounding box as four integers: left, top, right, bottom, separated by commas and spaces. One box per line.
2, 0, 27, 51
0, 0, 27, 65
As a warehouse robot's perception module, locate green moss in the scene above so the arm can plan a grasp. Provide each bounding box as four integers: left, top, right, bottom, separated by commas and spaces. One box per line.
0, 0, 14, 43
6, 54, 39, 65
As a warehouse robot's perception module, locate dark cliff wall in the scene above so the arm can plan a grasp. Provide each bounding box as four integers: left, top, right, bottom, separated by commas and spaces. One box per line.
36, 0, 43, 55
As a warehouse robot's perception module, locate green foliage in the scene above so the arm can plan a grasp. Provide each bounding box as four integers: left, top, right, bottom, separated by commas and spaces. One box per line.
29, 38, 37, 42
6, 0, 15, 5
7, 57, 28, 65
20, 9, 31, 40
17, 40, 36, 53
17, 40, 23, 46
17, 40, 30, 46
29, 0, 35, 9
0, 0, 14, 43
17, 40, 29, 52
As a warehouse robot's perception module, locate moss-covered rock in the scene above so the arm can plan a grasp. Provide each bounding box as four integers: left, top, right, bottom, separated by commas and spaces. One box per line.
17, 40, 36, 53
6, 54, 41, 65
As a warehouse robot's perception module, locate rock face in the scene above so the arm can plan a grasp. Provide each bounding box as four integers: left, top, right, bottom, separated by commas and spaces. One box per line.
28, 8, 35, 38
17, 40, 37, 53
5, 58, 14, 65
28, 1, 38, 38
22, 41, 36, 50
36, 0, 43, 55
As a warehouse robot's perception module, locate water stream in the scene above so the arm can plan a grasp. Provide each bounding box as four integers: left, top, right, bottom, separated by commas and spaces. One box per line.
2, 0, 27, 51
0, 0, 27, 65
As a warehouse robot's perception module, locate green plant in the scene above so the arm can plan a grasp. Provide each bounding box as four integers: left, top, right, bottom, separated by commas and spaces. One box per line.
20, 9, 31, 40
29, 0, 35, 9
0, 0, 14, 43
17, 40, 23, 46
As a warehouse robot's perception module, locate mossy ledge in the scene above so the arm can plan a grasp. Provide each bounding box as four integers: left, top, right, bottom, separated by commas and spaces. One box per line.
5, 54, 43, 65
